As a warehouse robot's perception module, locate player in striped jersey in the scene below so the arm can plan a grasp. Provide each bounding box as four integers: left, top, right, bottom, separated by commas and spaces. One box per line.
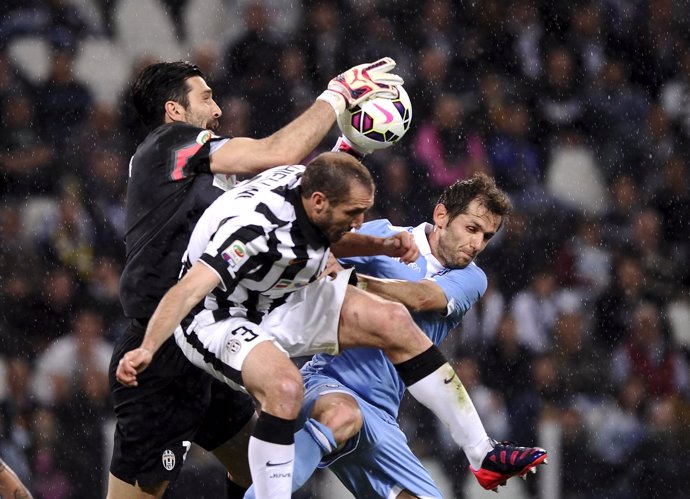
265, 173, 548, 498
117, 158, 545, 499
108, 58, 406, 499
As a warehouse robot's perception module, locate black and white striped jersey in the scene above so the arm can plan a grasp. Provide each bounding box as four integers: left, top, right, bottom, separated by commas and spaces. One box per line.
183, 164, 331, 323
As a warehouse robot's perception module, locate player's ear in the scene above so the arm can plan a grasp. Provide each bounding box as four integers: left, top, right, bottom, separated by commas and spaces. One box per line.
164, 100, 185, 122
433, 203, 448, 229
311, 191, 327, 214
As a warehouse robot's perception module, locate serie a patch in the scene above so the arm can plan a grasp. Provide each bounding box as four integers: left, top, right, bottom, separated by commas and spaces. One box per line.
221, 240, 249, 268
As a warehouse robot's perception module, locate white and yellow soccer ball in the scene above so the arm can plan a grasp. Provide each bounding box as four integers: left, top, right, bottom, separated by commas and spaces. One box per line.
337, 85, 412, 152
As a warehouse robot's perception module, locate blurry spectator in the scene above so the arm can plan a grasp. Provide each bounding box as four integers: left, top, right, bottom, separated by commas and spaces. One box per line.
533, 45, 587, 142
637, 103, 677, 175
0, 0, 94, 47
31, 407, 71, 499
627, 207, 681, 301
412, 92, 489, 196
660, 48, 690, 139
33, 48, 93, 152
25, 266, 81, 355
630, 395, 690, 498
565, 1, 607, 83
79, 147, 127, 258
544, 129, 607, 216
84, 256, 125, 342
582, 375, 648, 497
217, 96, 252, 140
35, 184, 96, 279
222, 1, 289, 136
278, 45, 318, 119
510, 266, 561, 353
31, 307, 112, 499
586, 58, 649, 180
551, 308, 609, 404
296, 0, 346, 87
556, 215, 612, 303
602, 174, 639, 250
504, 0, 544, 81
0, 93, 57, 199
406, 46, 454, 123
457, 271, 507, 351
485, 101, 542, 199
366, 152, 431, 226
649, 154, 690, 258
610, 301, 690, 398
594, 253, 656, 350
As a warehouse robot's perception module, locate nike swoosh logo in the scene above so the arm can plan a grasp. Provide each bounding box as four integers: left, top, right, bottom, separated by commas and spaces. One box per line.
372, 102, 394, 124
266, 460, 293, 467
443, 373, 456, 384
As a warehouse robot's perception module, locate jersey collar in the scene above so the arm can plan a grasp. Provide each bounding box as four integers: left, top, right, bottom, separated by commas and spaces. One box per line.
413, 222, 447, 275
288, 186, 330, 248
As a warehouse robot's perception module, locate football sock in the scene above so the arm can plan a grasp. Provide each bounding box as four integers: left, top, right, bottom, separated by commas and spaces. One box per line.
396, 345, 491, 470
247, 411, 296, 499
292, 418, 337, 492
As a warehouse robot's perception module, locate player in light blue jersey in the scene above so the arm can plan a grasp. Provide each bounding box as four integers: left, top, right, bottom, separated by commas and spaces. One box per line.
245, 172, 547, 498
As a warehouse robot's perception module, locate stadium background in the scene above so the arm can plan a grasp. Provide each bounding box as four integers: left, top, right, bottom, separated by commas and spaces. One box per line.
1, 0, 690, 497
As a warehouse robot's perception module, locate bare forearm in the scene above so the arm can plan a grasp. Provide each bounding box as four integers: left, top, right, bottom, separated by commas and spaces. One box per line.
0, 459, 33, 499
357, 275, 447, 313
332, 233, 386, 258
141, 284, 204, 353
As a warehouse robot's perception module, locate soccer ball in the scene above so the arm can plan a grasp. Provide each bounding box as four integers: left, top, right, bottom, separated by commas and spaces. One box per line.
337, 85, 412, 152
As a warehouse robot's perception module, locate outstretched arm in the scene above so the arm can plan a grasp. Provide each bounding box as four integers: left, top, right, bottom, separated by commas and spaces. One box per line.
356, 275, 448, 314
116, 262, 220, 386
211, 57, 403, 176
0, 458, 33, 499
331, 231, 419, 263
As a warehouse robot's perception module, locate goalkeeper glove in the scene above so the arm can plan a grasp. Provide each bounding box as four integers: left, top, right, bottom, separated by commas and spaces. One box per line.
318, 57, 403, 117
332, 135, 371, 159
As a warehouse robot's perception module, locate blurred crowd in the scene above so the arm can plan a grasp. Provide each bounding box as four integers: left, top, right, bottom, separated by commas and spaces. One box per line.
1, 0, 690, 498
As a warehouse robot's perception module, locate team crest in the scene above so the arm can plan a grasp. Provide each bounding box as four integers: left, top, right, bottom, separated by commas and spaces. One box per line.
226, 339, 242, 353
221, 241, 248, 268
162, 449, 176, 471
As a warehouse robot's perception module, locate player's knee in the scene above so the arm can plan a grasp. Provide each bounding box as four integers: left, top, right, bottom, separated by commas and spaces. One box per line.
266, 375, 304, 419
376, 301, 419, 344
315, 396, 362, 444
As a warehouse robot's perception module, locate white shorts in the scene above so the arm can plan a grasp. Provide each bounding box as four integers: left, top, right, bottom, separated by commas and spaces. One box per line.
173, 269, 351, 391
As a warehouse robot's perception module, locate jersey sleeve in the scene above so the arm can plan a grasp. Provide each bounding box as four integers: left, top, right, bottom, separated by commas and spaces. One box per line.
198, 221, 268, 292
160, 124, 227, 181
427, 263, 487, 319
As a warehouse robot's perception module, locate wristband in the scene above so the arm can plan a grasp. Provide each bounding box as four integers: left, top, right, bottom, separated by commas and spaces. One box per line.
317, 90, 346, 117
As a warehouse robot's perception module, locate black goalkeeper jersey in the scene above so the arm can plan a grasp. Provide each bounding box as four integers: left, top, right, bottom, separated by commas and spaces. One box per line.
120, 122, 231, 319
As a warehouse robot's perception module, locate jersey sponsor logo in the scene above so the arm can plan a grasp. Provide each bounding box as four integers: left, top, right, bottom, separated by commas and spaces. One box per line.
162, 449, 176, 471
221, 241, 248, 268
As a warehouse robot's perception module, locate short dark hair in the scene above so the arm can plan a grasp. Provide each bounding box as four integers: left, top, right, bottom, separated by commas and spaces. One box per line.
438, 172, 512, 223
130, 61, 205, 128
301, 152, 375, 205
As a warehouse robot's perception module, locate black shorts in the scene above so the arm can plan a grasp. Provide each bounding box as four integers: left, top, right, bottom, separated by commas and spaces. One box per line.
108, 320, 256, 486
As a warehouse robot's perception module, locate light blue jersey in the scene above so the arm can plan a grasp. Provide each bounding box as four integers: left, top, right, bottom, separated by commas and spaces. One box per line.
301, 220, 487, 420
296, 219, 487, 498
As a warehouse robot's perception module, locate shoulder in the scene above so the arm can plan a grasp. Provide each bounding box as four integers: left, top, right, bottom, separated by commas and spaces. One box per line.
357, 219, 411, 238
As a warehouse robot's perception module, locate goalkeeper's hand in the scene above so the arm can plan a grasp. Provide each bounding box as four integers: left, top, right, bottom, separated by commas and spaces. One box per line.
332, 135, 372, 159
318, 57, 403, 116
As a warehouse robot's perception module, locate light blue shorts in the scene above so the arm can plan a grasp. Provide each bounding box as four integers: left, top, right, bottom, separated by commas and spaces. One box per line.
301, 373, 444, 499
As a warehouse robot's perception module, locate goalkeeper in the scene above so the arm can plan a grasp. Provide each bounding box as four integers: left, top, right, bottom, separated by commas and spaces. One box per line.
107, 57, 406, 499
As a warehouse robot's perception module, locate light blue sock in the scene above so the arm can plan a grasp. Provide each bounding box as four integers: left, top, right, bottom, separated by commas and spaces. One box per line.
244, 418, 337, 498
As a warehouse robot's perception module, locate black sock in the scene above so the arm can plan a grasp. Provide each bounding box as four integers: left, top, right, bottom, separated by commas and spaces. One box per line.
393, 344, 446, 385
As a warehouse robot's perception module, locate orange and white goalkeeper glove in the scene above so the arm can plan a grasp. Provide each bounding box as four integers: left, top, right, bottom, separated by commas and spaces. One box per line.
318, 57, 403, 117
